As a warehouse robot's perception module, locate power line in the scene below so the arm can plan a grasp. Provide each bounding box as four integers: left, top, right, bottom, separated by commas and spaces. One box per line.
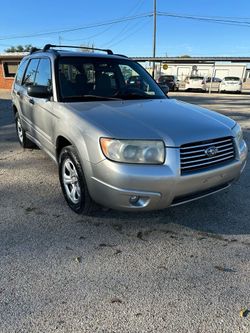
62, 2, 146, 47
1, 10, 250, 42
62, 25, 113, 42
63, 3, 146, 46
0, 13, 152, 41
106, 18, 150, 48
103, 0, 145, 46
158, 12, 250, 27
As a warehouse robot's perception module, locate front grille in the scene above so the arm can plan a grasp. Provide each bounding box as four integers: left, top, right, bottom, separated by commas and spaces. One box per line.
180, 137, 235, 174
171, 182, 231, 206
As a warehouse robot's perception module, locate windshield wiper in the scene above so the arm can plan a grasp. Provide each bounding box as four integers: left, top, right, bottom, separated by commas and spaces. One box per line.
82, 95, 122, 101
63, 95, 122, 101
115, 93, 158, 100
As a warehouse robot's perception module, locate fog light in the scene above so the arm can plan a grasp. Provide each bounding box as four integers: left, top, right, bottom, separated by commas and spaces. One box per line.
129, 195, 140, 204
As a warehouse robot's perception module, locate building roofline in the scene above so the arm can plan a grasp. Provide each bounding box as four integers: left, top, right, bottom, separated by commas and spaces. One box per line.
132, 56, 250, 63
0, 52, 28, 60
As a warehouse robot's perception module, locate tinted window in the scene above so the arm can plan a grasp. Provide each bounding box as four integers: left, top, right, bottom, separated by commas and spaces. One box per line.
34, 58, 52, 88
224, 77, 240, 81
22, 59, 39, 86
15, 59, 28, 85
206, 77, 222, 83
164, 75, 174, 80
158, 75, 175, 83
190, 76, 204, 80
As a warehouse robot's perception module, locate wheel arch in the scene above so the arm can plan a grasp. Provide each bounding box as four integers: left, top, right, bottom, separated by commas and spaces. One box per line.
56, 136, 72, 162
12, 104, 18, 116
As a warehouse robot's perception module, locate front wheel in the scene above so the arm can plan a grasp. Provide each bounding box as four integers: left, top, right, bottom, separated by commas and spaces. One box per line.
59, 145, 96, 214
15, 113, 36, 148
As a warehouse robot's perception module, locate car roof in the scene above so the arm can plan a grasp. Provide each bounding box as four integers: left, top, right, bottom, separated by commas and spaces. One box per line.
23, 49, 129, 62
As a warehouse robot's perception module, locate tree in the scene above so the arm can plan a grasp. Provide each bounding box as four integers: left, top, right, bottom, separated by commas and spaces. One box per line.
5, 44, 34, 53
179, 54, 191, 58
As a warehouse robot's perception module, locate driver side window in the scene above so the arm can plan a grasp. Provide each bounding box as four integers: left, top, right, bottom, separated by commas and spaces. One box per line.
34, 58, 52, 90
22, 59, 39, 87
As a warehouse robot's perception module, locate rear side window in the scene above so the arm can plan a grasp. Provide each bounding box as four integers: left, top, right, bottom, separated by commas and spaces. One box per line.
34, 58, 52, 88
22, 59, 39, 86
15, 59, 28, 85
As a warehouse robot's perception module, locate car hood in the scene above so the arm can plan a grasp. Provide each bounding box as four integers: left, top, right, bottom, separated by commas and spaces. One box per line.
67, 98, 235, 147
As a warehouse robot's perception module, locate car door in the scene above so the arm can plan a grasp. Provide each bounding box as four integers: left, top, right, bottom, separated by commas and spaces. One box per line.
30, 58, 56, 157
12, 58, 28, 122
17, 58, 39, 133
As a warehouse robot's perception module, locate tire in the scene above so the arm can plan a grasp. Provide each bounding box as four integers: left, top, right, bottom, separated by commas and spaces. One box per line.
59, 145, 96, 214
15, 112, 36, 148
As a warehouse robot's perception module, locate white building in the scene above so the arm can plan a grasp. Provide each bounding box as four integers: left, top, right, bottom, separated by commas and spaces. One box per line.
152, 62, 247, 81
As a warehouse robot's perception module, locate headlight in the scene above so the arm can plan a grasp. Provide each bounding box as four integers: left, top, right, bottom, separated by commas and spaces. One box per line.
232, 123, 243, 146
100, 138, 165, 164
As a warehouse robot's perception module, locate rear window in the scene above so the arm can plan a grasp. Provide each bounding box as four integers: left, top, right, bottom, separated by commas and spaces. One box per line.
164, 75, 174, 80
159, 75, 174, 82
224, 77, 240, 81
189, 76, 204, 80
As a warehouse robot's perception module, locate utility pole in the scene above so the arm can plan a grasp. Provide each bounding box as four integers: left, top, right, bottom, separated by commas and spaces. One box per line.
152, 0, 157, 79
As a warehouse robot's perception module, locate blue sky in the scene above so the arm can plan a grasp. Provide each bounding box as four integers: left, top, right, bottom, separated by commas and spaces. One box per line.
0, 0, 250, 56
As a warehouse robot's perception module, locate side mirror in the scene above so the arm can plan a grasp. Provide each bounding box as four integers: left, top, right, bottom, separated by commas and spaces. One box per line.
27, 85, 52, 99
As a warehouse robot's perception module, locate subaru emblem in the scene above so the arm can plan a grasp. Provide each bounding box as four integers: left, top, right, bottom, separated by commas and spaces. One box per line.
205, 146, 218, 157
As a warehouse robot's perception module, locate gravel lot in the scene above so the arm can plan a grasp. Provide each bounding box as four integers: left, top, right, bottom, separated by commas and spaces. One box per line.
0, 90, 250, 333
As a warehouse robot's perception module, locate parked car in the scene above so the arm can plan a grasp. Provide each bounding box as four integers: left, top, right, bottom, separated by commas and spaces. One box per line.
127, 75, 146, 90
219, 77, 242, 93
12, 44, 247, 214
157, 75, 179, 91
157, 83, 169, 95
205, 77, 222, 92
184, 76, 206, 91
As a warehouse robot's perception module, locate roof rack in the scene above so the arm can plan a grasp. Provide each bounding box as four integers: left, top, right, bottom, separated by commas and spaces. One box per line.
114, 54, 128, 58
29, 47, 41, 54
42, 44, 113, 55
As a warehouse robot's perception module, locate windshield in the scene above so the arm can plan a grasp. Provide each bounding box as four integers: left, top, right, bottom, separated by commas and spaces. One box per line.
224, 77, 240, 81
58, 57, 166, 102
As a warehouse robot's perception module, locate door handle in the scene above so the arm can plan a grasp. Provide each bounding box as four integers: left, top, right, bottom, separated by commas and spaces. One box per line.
29, 98, 35, 105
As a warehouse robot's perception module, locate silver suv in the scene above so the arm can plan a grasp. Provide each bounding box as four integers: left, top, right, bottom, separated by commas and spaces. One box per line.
12, 44, 247, 214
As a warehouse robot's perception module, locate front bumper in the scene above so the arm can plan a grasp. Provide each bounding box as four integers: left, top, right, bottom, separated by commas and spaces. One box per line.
86, 140, 248, 211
